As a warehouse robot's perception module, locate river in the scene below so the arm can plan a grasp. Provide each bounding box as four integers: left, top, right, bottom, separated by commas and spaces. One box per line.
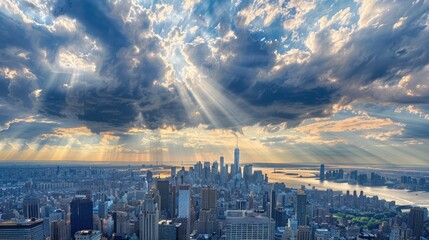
255, 168, 429, 208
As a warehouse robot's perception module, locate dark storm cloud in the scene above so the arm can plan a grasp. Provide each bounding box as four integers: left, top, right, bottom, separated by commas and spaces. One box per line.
0, 0, 428, 138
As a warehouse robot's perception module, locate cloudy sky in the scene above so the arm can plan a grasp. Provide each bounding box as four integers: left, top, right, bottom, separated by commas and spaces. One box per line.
0, 0, 428, 165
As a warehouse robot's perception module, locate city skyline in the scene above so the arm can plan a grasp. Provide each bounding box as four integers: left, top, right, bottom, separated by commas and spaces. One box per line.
0, 0, 429, 164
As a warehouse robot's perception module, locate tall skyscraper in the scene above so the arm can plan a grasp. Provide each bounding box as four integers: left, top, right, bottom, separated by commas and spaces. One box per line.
234, 144, 240, 176
51, 220, 68, 240
138, 192, 159, 240
220, 156, 224, 168
112, 211, 129, 236
178, 185, 191, 218
225, 210, 274, 240
178, 185, 191, 238
156, 179, 170, 216
197, 186, 219, 235
0, 218, 44, 240
320, 164, 325, 181
270, 190, 277, 219
202, 186, 217, 211
296, 190, 307, 226
409, 207, 424, 239
23, 196, 40, 219
70, 196, 93, 238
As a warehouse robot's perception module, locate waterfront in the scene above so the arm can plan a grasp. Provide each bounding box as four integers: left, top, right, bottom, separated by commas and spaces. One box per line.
257, 168, 429, 208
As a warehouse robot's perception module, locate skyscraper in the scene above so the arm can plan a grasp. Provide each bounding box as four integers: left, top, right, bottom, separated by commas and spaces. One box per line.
51, 220, 68, 240
234, 144, 240, 176
270, 190, 277, 219
98, 201, 108, 219
296, 190, 307, 226
197, 186, 219, 235
156, 179, 170, 216
23, 196, 40, 219
201, 186, 217, 211
70, 196, 93, 238
0, 218, 44, 240
178, 185, 191, 238
220, 156, 224, 169
178, 185, 191, 218
409, 207, 424, 239
320, 164, 325, 181
112, 211, 129, 236
138, 192, 159, 240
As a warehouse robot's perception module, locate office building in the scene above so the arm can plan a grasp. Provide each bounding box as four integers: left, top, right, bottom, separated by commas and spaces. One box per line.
0, 218, 44, 240
296, 190, 307, 226
74, 230, 102, 240
409, 207, 424, 239
98, 201, 108, 219
23, 196, 40, 219
112, 211, 129, 235
51, 220, 69, 240
71, 196, 94, 238
202, 186, 217, 211
178, 184, 191, 238
320, 164, 325, 181
156, 179, 170, 216
234, 144, 240, 175
297, 226, 311, 240
138, 191, 159, 240
225, 210, 274, 240
159, 220, 180, 240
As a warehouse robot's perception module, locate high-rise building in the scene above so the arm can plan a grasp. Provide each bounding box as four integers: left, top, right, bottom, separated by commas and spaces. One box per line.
0, 218, 44, 240
98, 201, 108, 219
274, 207, 287, 228
138, 192, 159, 240
220, 156, 224, 168
202, 186, 217, 211
320, 164, 325, 181
175, 218, 189, 240
51, 220, 68, 240
74, 230, 102, 240
158, 220, 180, 240
112, 211, 129, 236
297, 226, 311, 240
156, 179, 170, 216
70, 196, 94, 238
409, 207, 424, 239
296, 190, 307, 226
178, 185, 191, 238
178, 185, 191, 218
225, 210, 274, 240
196, 186, 219, 235
212, 161, 219, 179
171, 184, 177, 218
48, 210, 65, 239
270, 190, 277, 219
23, 196, 40, 219
243, 164, 253, 179
234, 145, 240, 176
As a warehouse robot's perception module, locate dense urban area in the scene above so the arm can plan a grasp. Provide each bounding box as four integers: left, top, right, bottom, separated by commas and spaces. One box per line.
0, 148, 428, 240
